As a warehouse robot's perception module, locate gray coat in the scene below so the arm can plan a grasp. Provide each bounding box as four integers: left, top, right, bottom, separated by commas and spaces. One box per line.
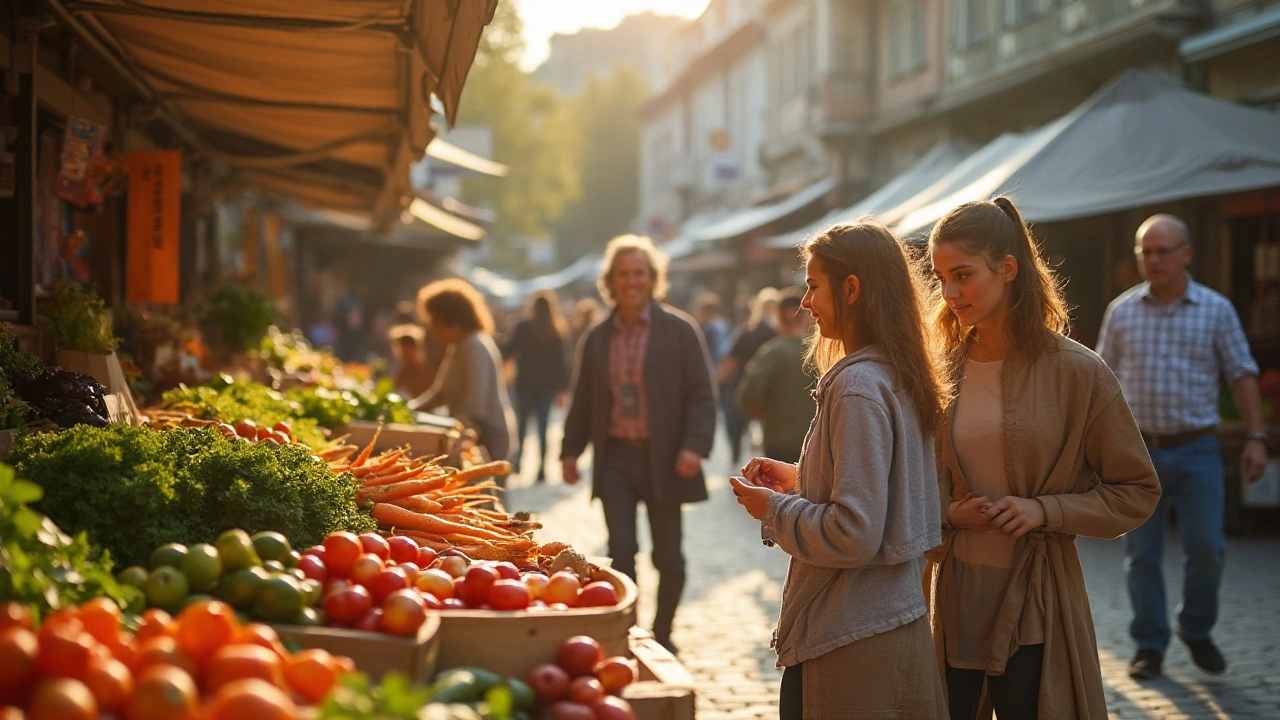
763, 346, 942, 667
562, 301, 717, 505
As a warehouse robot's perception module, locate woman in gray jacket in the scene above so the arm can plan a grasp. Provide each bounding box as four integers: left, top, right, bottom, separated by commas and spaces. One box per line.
732, 220, 950, 718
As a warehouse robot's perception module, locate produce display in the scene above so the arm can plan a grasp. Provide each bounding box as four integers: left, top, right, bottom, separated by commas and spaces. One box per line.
1, 327, 112, 431
0, 597, 355, 720
8, 425, 375, 567
523, 635, 637, 720
0, 327, 43, 430
159, 378, 327, 448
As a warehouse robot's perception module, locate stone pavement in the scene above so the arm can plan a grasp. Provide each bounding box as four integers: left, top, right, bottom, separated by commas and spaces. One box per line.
506, 417, 1280, 719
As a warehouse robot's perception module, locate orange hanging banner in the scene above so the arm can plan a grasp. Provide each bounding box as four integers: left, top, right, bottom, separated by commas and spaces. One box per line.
126, 150, 181, 304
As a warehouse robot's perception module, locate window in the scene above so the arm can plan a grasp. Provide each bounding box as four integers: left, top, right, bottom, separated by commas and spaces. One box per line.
952, 0, 990, 50
1003, 0, 1050, 27
891, 0, 928, 77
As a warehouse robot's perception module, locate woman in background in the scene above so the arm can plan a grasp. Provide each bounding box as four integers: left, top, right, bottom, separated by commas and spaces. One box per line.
503, 291, 570, 482
408, 278, 515, 479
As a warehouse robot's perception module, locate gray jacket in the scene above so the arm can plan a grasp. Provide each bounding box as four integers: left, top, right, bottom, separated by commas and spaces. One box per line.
562, 301, 717, 505
763, 346, 942, 667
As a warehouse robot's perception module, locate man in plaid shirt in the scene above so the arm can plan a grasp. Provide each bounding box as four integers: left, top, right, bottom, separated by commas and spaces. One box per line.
1097, 214, 1269, 681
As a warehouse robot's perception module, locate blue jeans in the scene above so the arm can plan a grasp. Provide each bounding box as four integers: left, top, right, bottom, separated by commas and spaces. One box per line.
1125, 434, 1226, 651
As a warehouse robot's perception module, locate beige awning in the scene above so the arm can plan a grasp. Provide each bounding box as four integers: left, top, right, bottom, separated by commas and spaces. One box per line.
57, 0, 497, 219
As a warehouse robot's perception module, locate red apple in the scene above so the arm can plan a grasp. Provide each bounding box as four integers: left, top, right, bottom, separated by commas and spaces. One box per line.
355, 608, 383, 632
358, 533, 391, 561
416, 547, 438, 568
416, 568, 455, 600
297, 555, 328, 584
350, 553, 385, 586
386, 535, 419, 564
548, 701, 597, 720
379, 589, 426, 637
568, 676, 605, 706
368, 567, 410, 604
491, 561, 520, 581
558, 636, 603, 677
544, 572, 581, 607
593, 696, 636, 720
526, 663, 572, 704
461, 565, 498, 605
323, 585, 372, 626
487, 579, 531, 611
577, 581, 620, 608
593, 657, 635, 692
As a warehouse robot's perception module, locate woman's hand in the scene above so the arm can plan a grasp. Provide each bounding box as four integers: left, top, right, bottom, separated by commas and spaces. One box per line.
981, 496, 1047, 538
730, 477, 775, 520
947, 493, 994, 531
741, 457, 797, 494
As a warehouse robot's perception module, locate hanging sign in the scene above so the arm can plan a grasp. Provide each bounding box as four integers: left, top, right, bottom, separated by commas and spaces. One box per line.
126, 150, 181, 304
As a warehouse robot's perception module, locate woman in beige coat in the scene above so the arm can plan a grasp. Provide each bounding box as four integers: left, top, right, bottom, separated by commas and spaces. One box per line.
926, 197, 1161, 719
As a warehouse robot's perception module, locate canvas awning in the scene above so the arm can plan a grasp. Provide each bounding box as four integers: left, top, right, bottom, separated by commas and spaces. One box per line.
426, 137, 509, 177
765, 139, 976, 249
692, 176, 838, 243
894, 69, 1280, 237
52, 0, 497, 218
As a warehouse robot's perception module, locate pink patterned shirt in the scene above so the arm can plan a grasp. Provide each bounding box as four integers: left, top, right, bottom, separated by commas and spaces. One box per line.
608, 304, 651, 440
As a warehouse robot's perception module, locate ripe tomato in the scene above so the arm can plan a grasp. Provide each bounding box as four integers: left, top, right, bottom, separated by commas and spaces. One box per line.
543, 572, 582, 608
175, 600, 240, 664
134, 636, 196, 677
135, 609, 176, 643
126, 664, 198, 720
204, 644, 285, 694
284, 649, 339, 703
76, 598, 123, 645
379, 590, 426, 637
323, 532, 362, 577
487, 579, 532, 611
35, 626, 95, 680
357, 534, 391, 561
386, 535, 419, 564
27, 677, 97, 720
297, 555, 328, 583
368, 567, 410, 604
0, 627, 39, 702
323, 585, 373, 626
206, 677, 296, 720
83, 656, 134, 714
349, 553, 384, 586
577, 581, 620, 608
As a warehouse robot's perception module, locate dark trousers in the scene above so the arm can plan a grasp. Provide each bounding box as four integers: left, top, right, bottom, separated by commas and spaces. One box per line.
779, 663, 803, 720
513, 388, 554, 478
721, 376, 746, 462
598, 439, 686, 642
946, 644, 1044, 720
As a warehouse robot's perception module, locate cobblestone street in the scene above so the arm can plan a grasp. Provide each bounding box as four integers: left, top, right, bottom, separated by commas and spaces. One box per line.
507, 418, 1280, 719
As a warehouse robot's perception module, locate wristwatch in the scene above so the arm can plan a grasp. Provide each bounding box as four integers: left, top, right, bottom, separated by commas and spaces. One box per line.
1246, 432, 1269, 443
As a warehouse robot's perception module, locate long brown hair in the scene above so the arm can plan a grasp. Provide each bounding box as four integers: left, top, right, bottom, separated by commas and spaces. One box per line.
529, 290, 568, 340
416, 278, 495, 334
927, 197, 1069, 384
801, 220, 949, 433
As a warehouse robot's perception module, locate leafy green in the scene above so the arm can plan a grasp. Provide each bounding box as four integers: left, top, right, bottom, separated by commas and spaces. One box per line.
0, 462, 143, 623
316, 673, 508, 720
0, 326, 43, 430
162, 378, 327, 448
8, 425, 375, 567
203, 285, 278, 354
43, 284, 120, 354
285, 380, 415, 430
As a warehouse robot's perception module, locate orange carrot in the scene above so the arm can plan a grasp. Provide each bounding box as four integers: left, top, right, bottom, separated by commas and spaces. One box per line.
353, 451, 403, 478
451, 461, 512, 485
389, 496, 446, 514
352, 426, 382, 467
356, 476, 451, 503
371, 503, 512, 541
360, 467, 426, 489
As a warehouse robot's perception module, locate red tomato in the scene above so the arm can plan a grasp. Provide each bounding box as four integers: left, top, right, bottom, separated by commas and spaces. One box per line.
368, 568, 410, 604
323, 533, 362, 577
415, 569, 455, 601
386, 536, 419, 565
577, 581, 620, 608
487, 580, 532, 611
354, 609, 383, 633
379, 590, 426, 637
357, 534, 391, 561
461, 565, 497, 605
557, 636, 602, 678
491, 562, 520, 581
233, 420, 257, 439
296, 555, 328, 584
322, 585, 373, 626
415, 547, 438, 568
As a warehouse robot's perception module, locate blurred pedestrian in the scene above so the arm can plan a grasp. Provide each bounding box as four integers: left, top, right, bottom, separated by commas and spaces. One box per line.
1097, 213, 1268, 680
927, 198, 1160, 719
694, 293, 732, 367
568, 297, 602, 357
732, 220, 948, 717
503, 291, 571, 483
735, 289, 812, 464
718, 288, 779, 463
408, 279, 516, 478
388, 324, 433, 400
562, 235, 716, 655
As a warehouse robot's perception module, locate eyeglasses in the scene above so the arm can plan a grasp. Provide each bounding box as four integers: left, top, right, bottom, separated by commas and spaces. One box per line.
1135, 243, 1188, 259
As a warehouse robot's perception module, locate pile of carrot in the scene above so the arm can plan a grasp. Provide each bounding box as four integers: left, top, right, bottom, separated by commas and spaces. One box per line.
320, 428, 543, 565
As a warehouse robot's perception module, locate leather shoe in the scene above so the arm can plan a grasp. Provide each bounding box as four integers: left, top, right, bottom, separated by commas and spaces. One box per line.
1128, 648, 1163, 680
1178, 633, 1226, 675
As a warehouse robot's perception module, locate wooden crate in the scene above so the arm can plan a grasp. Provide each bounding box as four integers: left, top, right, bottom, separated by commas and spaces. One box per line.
274, 614, 440, 685
433, 567, 638, 677
338, 419, 462, 463
624, 627, 696, 720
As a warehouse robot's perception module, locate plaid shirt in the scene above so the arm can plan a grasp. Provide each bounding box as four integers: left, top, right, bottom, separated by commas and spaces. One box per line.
608, 304, 651, 440
1097, 277, 1258, 435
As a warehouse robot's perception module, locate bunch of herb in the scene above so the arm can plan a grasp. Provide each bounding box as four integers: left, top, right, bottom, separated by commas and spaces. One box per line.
203, 285, 278, 354
162, 378, 327, 447
43, 283, 120, 354
8, 425, 374, 567
0, 325, 42, 430
0, 462, 143, 623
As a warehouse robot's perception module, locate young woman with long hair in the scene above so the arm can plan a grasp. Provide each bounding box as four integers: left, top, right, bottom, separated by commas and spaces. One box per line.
731, 220, 949, 718
503, 291, 571, 482
926, 197, 1160, 719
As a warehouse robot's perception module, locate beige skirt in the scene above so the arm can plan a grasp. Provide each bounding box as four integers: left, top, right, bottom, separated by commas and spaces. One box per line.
801, 614, 947, 719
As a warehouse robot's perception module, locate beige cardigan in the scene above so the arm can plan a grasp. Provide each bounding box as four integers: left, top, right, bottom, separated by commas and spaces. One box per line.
926, 335, 1161, 719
